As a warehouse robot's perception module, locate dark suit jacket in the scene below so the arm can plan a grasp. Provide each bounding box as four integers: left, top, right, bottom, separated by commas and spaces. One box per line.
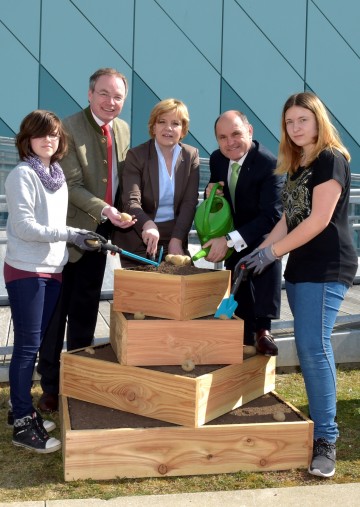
113, 139, 199, 259
209, 141, 283, 254
208, 141, 284, 321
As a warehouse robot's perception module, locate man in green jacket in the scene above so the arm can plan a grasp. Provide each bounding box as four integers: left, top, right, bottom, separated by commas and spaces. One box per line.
37, 68, 134, 412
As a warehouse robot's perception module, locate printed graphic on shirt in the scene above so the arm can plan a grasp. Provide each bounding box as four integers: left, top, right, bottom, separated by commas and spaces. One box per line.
282, 167, 313, 230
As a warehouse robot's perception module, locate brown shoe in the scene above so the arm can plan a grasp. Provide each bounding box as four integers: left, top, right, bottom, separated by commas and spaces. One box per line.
37, 392, 59, 413
255, 329, 278, 357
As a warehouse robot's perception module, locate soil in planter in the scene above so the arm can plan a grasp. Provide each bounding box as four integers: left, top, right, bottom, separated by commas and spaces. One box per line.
67, 392, 304, 431
124, 262, 215, 275
122, 312, 237, 321
77, 343, 227, 378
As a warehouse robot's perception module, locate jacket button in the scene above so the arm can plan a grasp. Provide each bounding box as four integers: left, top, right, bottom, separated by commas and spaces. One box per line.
102, 138, 106, 143
102, 178, 107, 183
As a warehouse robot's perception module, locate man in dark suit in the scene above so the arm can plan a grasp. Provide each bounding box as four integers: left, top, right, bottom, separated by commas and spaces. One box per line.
37, 68, 135, 412
203, 110, 283, 355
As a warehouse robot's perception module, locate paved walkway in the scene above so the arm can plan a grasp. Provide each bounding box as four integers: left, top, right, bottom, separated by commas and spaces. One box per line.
1, 483, 360, 506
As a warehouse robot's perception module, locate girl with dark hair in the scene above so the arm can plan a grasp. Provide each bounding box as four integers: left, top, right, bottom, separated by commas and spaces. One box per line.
5, 110, 101, 453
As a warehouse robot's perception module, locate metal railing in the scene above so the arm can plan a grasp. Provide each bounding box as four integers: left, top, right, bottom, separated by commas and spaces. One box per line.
0, 168, 359, 305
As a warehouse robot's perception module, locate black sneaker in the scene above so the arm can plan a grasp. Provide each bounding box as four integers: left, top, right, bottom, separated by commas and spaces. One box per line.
308, 438, 336, 478
7, 402, 56, 433
32, 409, 57, 440
12, 413, 61, 454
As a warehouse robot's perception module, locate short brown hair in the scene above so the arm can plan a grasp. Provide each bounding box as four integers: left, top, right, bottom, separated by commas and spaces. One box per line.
16, 110, 68, 162
148, 98, 190, 139
89, 68, 128, 97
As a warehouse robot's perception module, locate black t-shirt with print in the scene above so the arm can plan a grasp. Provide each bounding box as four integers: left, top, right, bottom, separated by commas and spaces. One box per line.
283, 148, 358, 286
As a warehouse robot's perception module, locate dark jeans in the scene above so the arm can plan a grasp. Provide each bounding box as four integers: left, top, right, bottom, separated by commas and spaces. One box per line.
37, 248, 108, 394
7, 276, 61, 419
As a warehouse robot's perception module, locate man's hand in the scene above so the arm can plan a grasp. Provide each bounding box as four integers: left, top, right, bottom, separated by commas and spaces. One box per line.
205, 181, 224, 198
103, 206, 136, 228
240, 245, 278, 275
202, 236, 228, 263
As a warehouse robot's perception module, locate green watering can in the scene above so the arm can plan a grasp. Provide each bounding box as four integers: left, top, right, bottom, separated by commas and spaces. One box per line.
192, 182, 234, 262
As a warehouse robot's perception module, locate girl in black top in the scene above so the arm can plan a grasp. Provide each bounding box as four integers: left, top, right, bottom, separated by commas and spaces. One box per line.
242, 92, 358, 478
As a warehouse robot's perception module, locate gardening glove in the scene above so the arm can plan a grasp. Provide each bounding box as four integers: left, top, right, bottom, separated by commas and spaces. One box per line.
240, 245, 278, 275
67, 229, 107, 251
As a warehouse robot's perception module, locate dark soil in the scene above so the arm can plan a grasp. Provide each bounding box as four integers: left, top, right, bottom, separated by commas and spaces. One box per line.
126, 262, 214, 275
68, 392, 303, 431
123, 312, 232, 321
68, 344, 304, 430
76, 343, 225, 378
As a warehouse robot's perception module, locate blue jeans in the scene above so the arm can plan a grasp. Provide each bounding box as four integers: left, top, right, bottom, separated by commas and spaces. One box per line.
7, 277, 61, 419
285, 281, 348, 443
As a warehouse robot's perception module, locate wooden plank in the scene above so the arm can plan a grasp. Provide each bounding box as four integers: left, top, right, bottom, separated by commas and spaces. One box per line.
60, 346, 274, 427
113, 268, 230, 320
198, 356, 276, 425
60, 349, 198, 427
61, 394, 313, 481
110, 306, 244, 366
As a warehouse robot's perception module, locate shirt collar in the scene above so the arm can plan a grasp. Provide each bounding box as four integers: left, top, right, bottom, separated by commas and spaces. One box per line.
154, 139, 181, 161
90, 109, 113, 129
230, 152, 247, 167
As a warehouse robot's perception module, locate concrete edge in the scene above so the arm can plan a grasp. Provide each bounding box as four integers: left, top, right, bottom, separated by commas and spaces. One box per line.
1, 483, 360, 506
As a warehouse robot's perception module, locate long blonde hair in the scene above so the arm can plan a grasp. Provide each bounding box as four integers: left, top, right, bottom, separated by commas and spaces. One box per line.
276, 92, 350, 175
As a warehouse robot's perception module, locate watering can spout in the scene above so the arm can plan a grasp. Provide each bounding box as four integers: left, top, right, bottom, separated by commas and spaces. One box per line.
191, 247, 209, 262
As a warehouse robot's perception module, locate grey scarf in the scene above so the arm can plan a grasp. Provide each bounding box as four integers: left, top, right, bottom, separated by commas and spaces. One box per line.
24, 154, 66, 191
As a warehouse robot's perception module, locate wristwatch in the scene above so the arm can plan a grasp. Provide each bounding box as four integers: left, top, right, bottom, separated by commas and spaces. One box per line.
225, 233, 234, 248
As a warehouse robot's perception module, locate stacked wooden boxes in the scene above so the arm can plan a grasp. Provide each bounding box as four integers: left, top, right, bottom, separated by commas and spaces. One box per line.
60, 266, 313, 481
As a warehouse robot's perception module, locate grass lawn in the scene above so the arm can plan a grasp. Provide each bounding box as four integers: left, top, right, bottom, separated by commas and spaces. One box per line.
0, 368, 359, 502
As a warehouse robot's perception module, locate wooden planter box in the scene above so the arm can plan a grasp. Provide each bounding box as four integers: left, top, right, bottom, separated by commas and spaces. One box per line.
110, 306, 244, 366
61, 392, 314, 481
113, 267, 231, 320
60, 344, 275, 427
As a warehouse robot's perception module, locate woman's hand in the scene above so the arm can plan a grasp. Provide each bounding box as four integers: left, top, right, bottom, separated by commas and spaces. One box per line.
142, 220, 159, 256
168, 237, 184, 256
240, 245, 279, 275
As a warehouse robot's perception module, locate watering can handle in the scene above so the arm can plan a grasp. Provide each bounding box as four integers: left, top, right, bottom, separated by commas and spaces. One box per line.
201, 182, 221, 235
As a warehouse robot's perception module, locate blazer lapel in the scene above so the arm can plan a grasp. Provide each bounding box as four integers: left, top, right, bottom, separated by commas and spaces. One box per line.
174, 144, 185, 210
218, 155, 232, 204
148, 140, 160, 208
236, 142, 255, 187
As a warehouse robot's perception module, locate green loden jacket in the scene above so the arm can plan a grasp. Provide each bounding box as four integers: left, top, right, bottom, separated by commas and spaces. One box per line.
61, 106, 130, 262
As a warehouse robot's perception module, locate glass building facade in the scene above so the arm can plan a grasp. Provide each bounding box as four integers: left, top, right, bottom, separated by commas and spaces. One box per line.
0, 0, 359, 172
